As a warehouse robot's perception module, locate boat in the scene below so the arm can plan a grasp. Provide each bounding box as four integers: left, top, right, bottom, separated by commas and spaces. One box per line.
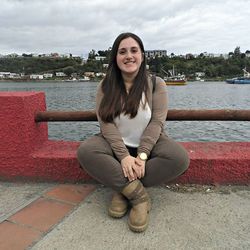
78, 76, 90, 82
195, 76, 205, 82
164, 75, 187, 85
64, 76, 90, 82
65, 77, 77, 82
162, 65, 187, 85
226, 68, 250, 84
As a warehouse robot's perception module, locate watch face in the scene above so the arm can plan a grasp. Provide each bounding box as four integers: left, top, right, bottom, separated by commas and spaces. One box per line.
140, 153, 147, 160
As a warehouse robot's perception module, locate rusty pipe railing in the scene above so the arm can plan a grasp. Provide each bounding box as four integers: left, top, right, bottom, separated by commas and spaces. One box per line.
35, 109, 250, 122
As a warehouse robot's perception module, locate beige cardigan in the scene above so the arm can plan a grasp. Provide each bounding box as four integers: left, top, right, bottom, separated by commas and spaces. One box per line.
96, 76, 168, 161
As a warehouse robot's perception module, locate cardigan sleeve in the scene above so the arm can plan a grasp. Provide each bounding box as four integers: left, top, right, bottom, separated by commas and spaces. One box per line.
137, 77, 168, 156
95, 83, 130, 161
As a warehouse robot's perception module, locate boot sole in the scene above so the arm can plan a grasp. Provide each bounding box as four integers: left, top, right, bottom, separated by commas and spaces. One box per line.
128, 217, 149, 232
108, 208, 127, 218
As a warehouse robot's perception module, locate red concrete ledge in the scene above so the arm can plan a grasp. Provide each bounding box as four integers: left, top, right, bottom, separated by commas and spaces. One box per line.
177, 142, 250, 185
0, 91, 250, 184
29, 140, 250, 184
31, 141, 89, 181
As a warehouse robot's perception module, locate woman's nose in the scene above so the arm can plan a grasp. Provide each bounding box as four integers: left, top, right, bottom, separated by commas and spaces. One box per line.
126, 51, 133, 58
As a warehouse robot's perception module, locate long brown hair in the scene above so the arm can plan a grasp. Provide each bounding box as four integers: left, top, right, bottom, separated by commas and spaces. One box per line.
99, 32, 149, 123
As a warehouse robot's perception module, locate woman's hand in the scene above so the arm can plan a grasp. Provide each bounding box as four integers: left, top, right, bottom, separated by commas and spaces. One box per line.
134, 157, 146, 179
121, 155, 137, 182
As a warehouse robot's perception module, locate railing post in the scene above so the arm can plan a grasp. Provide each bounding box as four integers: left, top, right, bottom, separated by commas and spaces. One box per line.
0, 92, 48, 179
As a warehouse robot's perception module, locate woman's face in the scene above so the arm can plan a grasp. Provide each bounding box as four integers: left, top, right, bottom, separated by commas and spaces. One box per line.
116, 37, 143, 78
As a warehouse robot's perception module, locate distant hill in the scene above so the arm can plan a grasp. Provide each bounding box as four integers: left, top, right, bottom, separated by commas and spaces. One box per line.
0, 57, 82, 74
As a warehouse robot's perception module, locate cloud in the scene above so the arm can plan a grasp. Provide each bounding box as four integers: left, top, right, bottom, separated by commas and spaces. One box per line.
1, 0, 250, 55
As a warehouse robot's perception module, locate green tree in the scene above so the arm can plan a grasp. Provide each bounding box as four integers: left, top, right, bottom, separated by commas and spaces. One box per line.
63, 66, 75, 76
88, 49, 97, 60
234, 46, 241, 57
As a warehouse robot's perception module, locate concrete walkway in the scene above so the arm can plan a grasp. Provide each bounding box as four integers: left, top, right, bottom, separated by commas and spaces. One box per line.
0, 182, 249, 250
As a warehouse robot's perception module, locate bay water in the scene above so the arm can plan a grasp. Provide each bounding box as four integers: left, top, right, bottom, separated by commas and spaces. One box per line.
1, 81, 249, 142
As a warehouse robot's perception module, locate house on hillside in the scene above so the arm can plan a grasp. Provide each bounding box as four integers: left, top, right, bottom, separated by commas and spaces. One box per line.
30, 74, 44, 80
145, 50, 167, 59
43, 73, 53, 78
84, 72, 95, 77
55, 72, 66, 77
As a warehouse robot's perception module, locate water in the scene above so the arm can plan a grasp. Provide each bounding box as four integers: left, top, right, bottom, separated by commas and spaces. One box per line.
0, 81, 249, 142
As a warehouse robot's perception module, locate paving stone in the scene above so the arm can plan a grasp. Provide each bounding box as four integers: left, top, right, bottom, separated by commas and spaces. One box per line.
44, 184, 96, 204
9, 198, 74, 232
0, 221, 41, 250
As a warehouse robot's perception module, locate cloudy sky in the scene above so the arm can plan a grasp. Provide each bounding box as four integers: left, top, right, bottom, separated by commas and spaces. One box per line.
1, 0, 250, 57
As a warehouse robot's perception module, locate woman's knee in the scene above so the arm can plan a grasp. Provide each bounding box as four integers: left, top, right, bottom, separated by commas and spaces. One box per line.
174, 145, 190, 173
78, 135, 112, 159
164, 141, 190, 173
164, 147, 189, 174
76, 138, 99, 164
152, 137, 190, 173
77, 141, 92, 168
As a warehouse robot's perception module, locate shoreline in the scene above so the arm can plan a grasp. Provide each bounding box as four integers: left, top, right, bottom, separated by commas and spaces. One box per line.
0, 79, 226, 83
0, 79, 97, 83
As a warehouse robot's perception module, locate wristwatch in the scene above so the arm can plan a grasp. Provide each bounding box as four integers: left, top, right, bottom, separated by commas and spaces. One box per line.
138, 152, 148, 161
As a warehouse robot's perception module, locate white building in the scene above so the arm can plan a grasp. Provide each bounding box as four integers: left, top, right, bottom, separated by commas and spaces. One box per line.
43, 73, 53, 78
0, 72, 21, 78
145, 50, 167, 58
55, 72, 66, 77
9, 73, 20, 78
0, 72, 11, 78
30, 74, 44, 80
84, 72, 95, 77
95, 56, 106, 61
245, 51, 250, 58
96, 72, 105, 77
195, 72, 205, 77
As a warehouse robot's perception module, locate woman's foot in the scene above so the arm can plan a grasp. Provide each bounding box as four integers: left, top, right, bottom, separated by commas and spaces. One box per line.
122, 180, 150, 232
108, 192, 128, 218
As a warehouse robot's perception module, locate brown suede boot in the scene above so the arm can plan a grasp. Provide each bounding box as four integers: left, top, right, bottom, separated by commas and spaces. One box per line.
122, 180, 150, 232
108, 192, 128, 218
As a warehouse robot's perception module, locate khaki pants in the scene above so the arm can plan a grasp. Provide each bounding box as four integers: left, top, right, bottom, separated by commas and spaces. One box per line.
77, 134, 189, 192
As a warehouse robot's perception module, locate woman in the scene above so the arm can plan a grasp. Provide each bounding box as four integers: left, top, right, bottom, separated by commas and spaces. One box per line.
77, 32, 189, 233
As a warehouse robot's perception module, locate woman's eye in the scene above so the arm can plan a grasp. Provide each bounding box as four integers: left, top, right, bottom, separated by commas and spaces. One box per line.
119, 50, 126, 55
131, 48, 138, 53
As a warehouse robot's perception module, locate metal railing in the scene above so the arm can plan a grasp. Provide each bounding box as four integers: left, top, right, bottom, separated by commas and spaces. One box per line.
35, 109, 250, 122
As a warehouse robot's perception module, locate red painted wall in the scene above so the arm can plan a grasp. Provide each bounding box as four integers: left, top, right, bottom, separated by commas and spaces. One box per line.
0, 92, 249, 184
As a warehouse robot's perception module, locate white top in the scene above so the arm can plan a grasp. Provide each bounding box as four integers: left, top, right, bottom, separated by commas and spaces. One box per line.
114, 93, 152, 147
